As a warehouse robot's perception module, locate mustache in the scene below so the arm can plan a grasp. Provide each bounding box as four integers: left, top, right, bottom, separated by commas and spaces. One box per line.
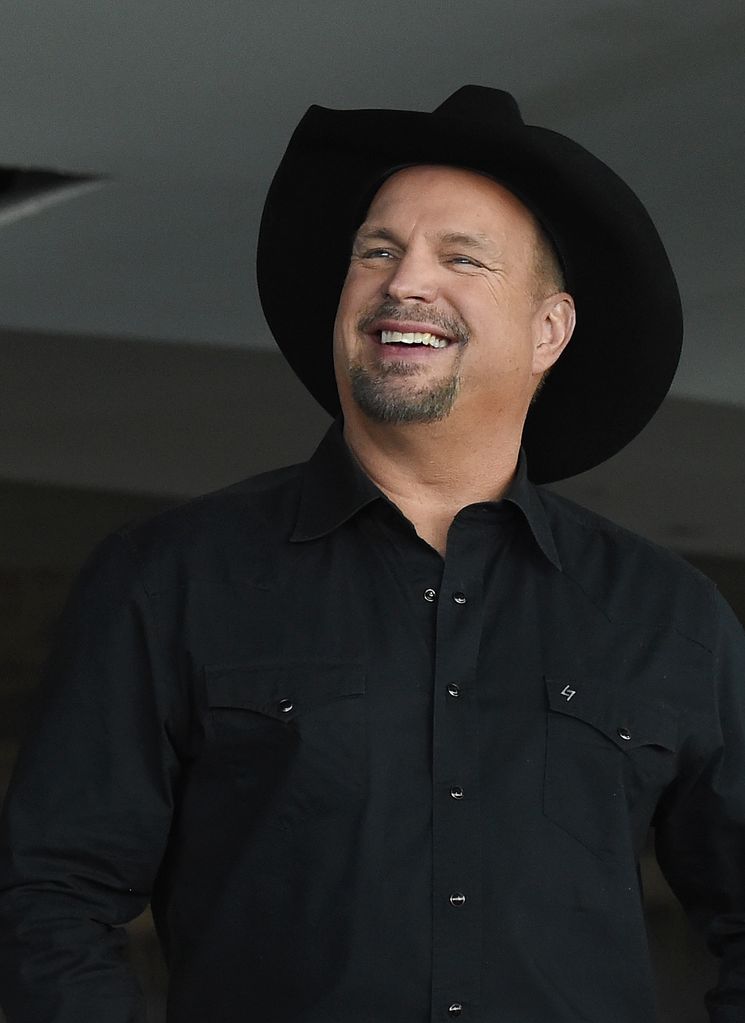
358, 300, 470, 345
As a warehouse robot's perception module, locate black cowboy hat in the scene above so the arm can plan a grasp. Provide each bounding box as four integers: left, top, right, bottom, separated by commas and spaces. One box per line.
257, 85, 682, 483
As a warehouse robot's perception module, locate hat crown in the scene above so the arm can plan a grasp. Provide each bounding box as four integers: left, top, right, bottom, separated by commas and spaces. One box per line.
433, 85, 524, 128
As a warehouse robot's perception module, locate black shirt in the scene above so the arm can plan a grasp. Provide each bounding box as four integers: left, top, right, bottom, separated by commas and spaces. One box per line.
1, 421, 745, 1023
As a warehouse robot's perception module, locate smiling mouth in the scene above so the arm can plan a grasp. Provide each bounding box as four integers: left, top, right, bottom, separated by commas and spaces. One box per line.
378, 329, 451, 350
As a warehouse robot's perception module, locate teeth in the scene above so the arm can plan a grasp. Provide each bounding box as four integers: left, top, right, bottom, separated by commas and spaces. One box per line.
380, 330, 449, 349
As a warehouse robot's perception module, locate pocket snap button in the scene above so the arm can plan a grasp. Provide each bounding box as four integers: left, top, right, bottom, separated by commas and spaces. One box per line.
618, 727, 631, 741
278, 698, 294, 714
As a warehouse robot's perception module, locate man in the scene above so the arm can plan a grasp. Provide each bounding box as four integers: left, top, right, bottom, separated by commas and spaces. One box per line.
1, 86, 744, 1022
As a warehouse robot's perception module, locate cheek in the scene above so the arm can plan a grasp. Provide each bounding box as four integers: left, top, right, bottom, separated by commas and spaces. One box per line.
331, 311, 354, 375
332, 275, 370, 364
338, 274, 389, 346
334, 273, 354, 316
341, 263, 378, 296
475, 287, 537, 342
332, 285, 360, 345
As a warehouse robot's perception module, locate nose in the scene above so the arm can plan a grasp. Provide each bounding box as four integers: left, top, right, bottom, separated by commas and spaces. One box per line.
384, 247, 439, 304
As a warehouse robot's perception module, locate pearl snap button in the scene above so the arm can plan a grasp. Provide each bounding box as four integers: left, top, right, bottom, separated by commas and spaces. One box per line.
278, 698, 294, 714
452, 592, 467, 604
618, 727, 631, 741
448, 1003, 463, 1016
449, 892, 466, 907
424, 588, 437, 602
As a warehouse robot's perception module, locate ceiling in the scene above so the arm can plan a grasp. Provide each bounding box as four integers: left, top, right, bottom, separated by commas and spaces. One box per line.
0, 0, 743, 405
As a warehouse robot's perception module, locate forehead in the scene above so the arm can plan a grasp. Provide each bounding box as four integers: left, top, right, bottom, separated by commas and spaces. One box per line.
362, 165, 539, 241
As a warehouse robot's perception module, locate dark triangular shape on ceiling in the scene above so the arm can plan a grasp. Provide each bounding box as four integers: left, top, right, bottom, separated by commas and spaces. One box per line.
0, 166, 105, 227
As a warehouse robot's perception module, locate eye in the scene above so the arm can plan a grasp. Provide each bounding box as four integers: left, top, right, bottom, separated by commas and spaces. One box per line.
447, 254, 482, 267
362, 248, 396, 259
352, 244, 398, 260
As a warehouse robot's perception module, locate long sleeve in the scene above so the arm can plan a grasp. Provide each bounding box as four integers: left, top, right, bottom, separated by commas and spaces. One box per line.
655, 592, 745, 1022
0, 533, 181, 1022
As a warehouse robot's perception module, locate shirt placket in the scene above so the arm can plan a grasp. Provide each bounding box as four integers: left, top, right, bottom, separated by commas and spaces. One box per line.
430, 523, 485, 1021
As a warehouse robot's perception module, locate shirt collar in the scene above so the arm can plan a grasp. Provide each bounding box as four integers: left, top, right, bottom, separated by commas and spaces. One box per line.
503, 450, 562, 570
291, 419, 562, 571
291, 420, 380, 542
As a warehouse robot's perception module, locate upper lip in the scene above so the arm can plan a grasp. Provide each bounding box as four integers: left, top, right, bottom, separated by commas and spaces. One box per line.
368, 319, 454, 341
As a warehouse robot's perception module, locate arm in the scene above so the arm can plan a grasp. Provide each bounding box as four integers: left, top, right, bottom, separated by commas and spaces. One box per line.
0, 533, 181, 1022
655, 592, 745, 1022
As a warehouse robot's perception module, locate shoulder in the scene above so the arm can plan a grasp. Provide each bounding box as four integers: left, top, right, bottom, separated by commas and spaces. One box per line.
109, 462, 306, 595
537, 487, 720, 649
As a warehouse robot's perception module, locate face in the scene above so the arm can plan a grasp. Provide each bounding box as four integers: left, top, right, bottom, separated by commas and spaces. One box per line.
332, 165, 574, 430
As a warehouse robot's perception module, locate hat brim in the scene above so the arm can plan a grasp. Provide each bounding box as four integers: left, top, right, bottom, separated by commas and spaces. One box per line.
257, 88, 682, 483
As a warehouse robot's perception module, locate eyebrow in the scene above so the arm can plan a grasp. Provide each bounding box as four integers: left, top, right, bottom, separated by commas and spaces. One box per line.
354, 226, 500, 260
438, 231, 499, 257
354, 226, 399, 245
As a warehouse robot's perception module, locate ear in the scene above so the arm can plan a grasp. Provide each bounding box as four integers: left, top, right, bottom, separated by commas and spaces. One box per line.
532, 293, 576, 375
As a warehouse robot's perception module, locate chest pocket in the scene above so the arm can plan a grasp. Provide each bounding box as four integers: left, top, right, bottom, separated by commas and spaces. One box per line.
202, 662, 366, 808
543, 676, 678, 858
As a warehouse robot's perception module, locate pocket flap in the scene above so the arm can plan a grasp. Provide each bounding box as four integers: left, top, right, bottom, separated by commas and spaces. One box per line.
205, 662, 365, 722
545, 676, 678, 752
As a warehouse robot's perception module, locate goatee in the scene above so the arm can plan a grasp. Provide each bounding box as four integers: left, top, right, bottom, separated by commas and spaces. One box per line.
348, 360, 462, 424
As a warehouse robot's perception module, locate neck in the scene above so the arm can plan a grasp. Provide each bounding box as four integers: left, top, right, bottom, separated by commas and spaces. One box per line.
342, 407, 523, 555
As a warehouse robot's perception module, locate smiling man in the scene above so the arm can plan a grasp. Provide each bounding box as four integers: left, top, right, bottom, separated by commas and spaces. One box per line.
2, 86, 745, 1023
338, 167, 571, 433
332, 164, 575, 554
